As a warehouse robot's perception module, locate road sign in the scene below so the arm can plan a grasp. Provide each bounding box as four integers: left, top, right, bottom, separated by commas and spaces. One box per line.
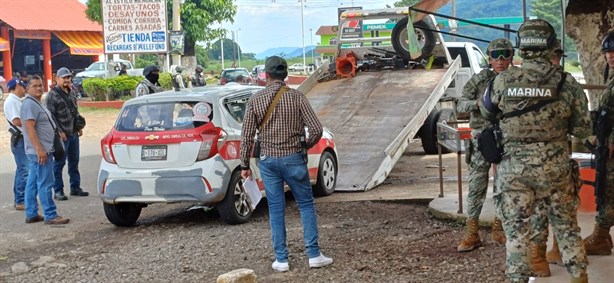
102, 0, 168, 54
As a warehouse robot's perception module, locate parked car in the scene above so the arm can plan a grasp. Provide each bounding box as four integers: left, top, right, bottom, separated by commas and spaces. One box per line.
288, 63, 306, 72
218, 68, 253, 85
0, 75, 6, 101
98, 86, 338, 226
251, 64, 266, 86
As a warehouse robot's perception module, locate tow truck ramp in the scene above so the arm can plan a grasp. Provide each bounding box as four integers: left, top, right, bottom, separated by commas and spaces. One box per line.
300, 57, 461, 191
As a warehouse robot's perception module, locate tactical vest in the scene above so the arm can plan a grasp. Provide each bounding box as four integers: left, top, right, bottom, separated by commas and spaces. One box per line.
499, 66, 570, 143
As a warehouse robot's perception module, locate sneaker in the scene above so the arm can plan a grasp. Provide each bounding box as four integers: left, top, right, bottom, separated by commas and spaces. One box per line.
44, 216, 70, 225
70, 188, 89, 197
271, 260, 289, 272
308, 254, 333, 268
25, 215, 44, 223
14, 204, 25, 211
54, 191, 68, 201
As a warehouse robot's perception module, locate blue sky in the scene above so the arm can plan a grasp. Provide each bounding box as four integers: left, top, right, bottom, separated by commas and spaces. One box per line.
224, 0, 401, 54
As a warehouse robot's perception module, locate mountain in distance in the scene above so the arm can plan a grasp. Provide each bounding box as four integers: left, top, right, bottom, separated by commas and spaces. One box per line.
255, 45, 316, 60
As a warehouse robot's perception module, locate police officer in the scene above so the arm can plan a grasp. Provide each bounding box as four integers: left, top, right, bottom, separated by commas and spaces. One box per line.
456, 38, 513, 252
136, 65, 163, 97
191, 65, 207, 87
582, 30, 614, 256
480, 19, 590, 283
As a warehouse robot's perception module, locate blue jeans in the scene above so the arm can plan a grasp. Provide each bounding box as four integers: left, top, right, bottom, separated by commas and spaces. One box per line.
25, 154, 58, 220
259, 152, 321, 262
10, 137, 28, 205
53, 134, 81, 193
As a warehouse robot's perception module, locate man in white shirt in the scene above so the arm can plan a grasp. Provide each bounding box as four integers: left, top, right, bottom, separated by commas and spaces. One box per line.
3, 78, 28, 210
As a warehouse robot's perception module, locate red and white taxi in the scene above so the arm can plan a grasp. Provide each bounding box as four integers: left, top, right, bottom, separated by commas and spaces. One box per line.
98, 86, 338, 226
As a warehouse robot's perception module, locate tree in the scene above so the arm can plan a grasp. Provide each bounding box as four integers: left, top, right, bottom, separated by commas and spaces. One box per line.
207, 38, 240, 61
565, 0, 613, 109
85, 0, 236, 70
531, 0, 576, 52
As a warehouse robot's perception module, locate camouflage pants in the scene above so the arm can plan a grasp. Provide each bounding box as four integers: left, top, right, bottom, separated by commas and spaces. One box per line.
595, 159, 614, 228
465, 138, 492, 219
495, 159, 588, 282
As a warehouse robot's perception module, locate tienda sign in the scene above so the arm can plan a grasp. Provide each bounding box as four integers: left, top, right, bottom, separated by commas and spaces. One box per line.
102, 0, 168, 54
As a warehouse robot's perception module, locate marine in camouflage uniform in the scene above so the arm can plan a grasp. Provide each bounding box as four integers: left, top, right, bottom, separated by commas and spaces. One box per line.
529, 39, 569, 276
582, 30, 614, 256
480, 19, 590, 283
456, 38, 513, 252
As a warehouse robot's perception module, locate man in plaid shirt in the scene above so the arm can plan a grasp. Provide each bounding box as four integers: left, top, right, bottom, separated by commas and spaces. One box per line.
45, 67, 88, 200
240, 56, 332, 272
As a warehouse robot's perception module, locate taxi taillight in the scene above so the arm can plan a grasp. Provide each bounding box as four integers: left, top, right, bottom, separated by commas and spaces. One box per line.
196, 128, 227, 161
100, 133, 116, 164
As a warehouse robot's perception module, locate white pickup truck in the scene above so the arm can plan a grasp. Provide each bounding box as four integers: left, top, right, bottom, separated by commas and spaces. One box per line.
75, 59, 143, 79
442, 41, 489, 100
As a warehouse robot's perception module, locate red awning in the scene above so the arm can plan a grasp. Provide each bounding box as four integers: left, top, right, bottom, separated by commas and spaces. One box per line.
0, 0, 101, 32
0, 36, 8, 52
54, 31, 103, 55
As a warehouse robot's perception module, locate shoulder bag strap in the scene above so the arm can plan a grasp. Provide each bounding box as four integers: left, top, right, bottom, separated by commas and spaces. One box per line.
6, 118, 21, 133
55, 88, 79, 117
26, 96, 58, 132
259, 86, 288, 130
502, 72, 567, 119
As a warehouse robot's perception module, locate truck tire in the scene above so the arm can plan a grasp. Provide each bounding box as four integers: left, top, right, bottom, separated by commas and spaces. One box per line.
391, 17, 436, 62
420, 109, 457, 154
103, 202, 142, 227
217, 170, 253, 225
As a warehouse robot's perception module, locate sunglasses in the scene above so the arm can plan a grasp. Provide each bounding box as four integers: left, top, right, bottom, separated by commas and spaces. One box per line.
489, 49, 513, 60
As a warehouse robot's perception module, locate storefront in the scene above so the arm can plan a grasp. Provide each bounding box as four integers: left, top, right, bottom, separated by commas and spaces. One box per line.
0, 0, 103, 90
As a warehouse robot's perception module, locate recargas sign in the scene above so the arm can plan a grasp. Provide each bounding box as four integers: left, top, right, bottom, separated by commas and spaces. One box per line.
102, 0, 168, 54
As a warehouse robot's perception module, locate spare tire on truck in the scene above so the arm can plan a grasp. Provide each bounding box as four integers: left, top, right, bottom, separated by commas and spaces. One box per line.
391, 17, 437, 62
419, 108, 457, 155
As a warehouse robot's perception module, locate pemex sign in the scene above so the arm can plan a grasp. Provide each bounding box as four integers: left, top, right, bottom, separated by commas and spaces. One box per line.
102, 0, 168, 54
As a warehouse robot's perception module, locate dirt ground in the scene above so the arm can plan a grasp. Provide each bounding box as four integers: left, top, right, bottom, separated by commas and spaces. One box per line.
0, 106, 509, 282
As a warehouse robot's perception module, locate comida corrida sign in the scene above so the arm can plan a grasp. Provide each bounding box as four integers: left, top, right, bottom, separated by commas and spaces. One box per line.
102, 0, 168, 54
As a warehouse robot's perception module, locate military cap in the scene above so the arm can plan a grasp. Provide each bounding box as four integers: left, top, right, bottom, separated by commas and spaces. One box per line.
265, 56, 288, 75
517, 19, 556, 50
487, 38, 514, 52
602, 31, 614, 52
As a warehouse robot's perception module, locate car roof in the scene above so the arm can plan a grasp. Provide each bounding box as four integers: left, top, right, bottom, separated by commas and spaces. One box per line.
124, 85, 263, 106
222, 68, 249, 71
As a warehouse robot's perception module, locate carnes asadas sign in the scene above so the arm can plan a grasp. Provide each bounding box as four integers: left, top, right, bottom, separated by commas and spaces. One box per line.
102, 0, 168, 54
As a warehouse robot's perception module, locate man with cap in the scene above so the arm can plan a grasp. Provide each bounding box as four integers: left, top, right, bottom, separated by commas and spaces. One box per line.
479, 19, 590, 283
45, 67, 88, 201
136, 65, 163, 97
456, 38, 513, 253
239, 55, 332, 272
191, 65, 206, 87
580, 30, 614, 257
4, 78, 29, 210
172, 65, 186, 91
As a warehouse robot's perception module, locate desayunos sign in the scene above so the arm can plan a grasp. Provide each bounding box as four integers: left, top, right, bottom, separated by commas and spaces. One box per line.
102, 0, 168, 54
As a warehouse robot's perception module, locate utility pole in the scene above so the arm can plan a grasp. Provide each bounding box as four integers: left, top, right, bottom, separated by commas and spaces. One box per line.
310, 28, 314, 65
172, 0, 182, 68
221, 35, 225, 69
301, 0, 306, 71
236, 28, 241, 67
232, 31, 236, 68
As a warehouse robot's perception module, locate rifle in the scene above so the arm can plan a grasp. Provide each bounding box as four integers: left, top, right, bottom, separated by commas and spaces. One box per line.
584, 104, 612, 211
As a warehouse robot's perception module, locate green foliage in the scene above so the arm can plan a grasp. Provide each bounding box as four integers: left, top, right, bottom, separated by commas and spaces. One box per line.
568, 60, 580, 67
135, 54, 159, 68
195, 45, 208, 68
392, 0, 421, 8
82, 78, 111, 101
158, 72, 173, 90
208, 38, 241, 61
84, 0, 102, 24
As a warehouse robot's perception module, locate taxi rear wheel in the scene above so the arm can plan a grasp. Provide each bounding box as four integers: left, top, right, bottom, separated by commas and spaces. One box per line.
313, 151, 337, 197
218, 171, 253, 225
103, 203, 142, 227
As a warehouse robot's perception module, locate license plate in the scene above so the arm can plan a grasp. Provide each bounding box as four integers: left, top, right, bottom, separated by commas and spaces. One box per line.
141, 145, 167, 161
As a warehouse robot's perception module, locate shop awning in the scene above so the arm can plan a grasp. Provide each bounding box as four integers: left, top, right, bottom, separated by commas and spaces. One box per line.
54, 31, 103, 55
0, 36, 8, 52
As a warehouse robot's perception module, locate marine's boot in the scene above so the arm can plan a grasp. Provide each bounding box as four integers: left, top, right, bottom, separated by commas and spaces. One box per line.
583, 224, 613, 255
457, 218, 482, 252
530, 243, 551, 277
491, 217, 506, 245
569, 273, 588, 283
546, 237, 563, 265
